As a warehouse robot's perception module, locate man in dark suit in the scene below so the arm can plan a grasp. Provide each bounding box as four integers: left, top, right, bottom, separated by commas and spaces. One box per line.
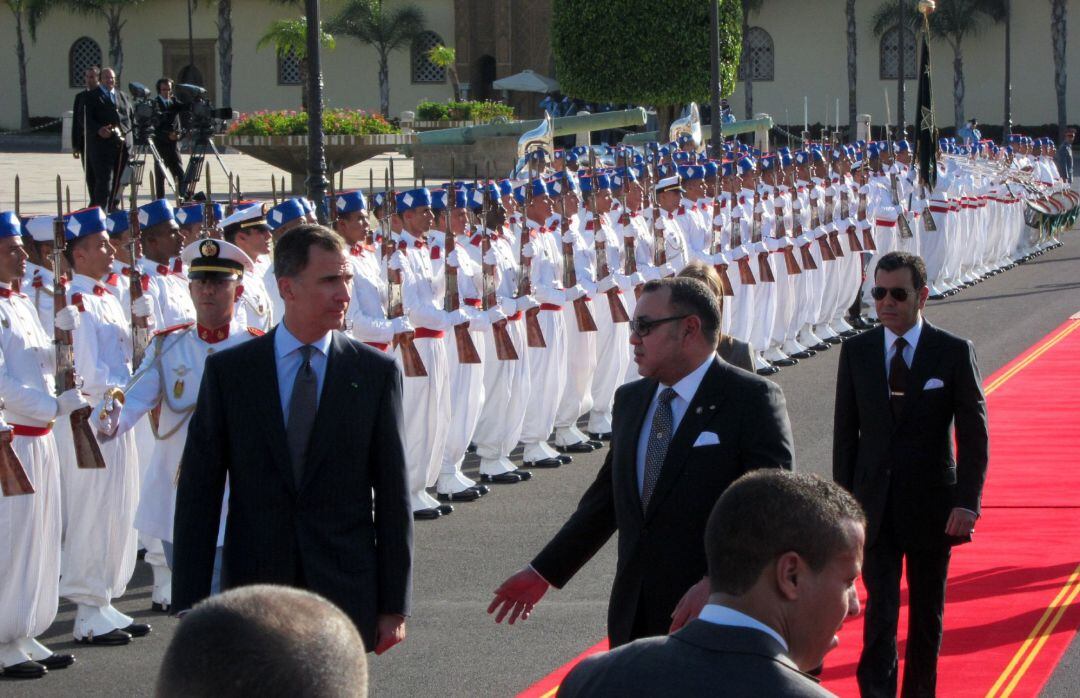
490, 277, 795, 647
72, 65, 100, 196
172, 224, 413, 655
83, 67, 133, 210
833, 251, 988, 697
558, 470, 864, 697
151, 78, 185, 198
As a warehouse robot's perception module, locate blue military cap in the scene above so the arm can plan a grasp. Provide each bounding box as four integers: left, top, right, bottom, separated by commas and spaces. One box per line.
106, 210, 130, 237
554, 170, 580, 194
810, 148, 824, 163
579, 172, 611, 194
298, 197, 314, 214
267, 198, 305, 231
175, 203, 204, 227
497, 179, 514, 198
721, 160, 735, 177
0, 211, 19, 238
512, 178, 549, 204
571, 145, 590, 158
335, 190, 367, 215
677, 165, 704, 181
138, 199, 174, 229
895, 140, 911, 153
760, 155, 776, 171
372, 192, 387, 210
657, 163, 678, 179
777, 147, 791, 157
737, 156, 756, 174
23, 215, 53, 243
794, 150, 811, 166
430, 189, 448, 211
465, 187, 485, 211
781, 153, 793, 168
396, 187, 432, 214
868, 143, 881, 159
703, 161, 719, 178
672, 151, 693, 165
65, 207, 107, 240
448, 188, 469, 209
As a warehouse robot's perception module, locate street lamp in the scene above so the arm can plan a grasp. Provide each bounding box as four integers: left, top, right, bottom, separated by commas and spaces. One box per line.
305, 0, 329, 224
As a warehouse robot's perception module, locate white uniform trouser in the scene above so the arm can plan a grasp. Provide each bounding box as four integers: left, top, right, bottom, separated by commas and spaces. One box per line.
554, 303, 596, 436
921, 213, 949, 289
749, 255, 777, 353
769, 250, 798, 348
473, 317, 531, 470
440, 328, 486, 489
816, 234, 843, 326
588, 292, 631, 435
792, 243, 821, 334
59, 429, 139, 608
0, 434, 61, 668
621, 282, 643, 384
834, 232, 864, 320
400, 337, 450, 510
134, 418, 167, 575
727, 261, 755, 344
520, 308, 567, 446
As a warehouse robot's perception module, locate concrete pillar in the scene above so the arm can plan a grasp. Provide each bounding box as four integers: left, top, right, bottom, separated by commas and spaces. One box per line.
857, 114, 872, 142
61, 110, 73, 154
754, 113, 770, 152
574, 110, 591, 148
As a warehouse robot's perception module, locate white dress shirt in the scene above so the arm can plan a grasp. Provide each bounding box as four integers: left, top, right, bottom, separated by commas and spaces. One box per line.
275, 322, 332, 424
635, 354, 715, 493
697, 603, 789, 651
883, 316, 923, 382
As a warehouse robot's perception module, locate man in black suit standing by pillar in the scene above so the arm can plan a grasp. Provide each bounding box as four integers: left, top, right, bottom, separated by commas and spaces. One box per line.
172, 224, 413, 655
72, 65, 100, 197
490, 277, 795, 647
833, 251, 989, 697
83, 67, 132, 210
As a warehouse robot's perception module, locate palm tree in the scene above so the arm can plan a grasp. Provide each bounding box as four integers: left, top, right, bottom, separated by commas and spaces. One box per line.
216, 0, 234, 107
872, 0, 1007, 129
1050, 0, 1067, 140
739, 0, 764, 120
326, 0, 425, 118
6, 0, 32, 130
428, 44, 460, 102
257, 16, 335, 110
27, 0, 148, 79
846, 0, 857, 130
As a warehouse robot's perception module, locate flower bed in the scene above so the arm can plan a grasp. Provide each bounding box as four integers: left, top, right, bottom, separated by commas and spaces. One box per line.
416, 100, 515, 124
228, 109, 400, 137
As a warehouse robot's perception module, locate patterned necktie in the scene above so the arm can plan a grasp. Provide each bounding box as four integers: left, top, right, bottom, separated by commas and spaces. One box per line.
641, 387, 678, 510
286, 345, 318, 485
889, 337, 910, 420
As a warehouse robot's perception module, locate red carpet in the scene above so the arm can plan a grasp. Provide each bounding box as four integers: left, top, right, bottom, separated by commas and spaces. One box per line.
519, 316, 1080, 698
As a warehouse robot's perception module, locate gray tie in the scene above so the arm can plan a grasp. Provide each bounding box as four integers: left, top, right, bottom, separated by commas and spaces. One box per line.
286, 345, 318, 485
641, 387, 678, 510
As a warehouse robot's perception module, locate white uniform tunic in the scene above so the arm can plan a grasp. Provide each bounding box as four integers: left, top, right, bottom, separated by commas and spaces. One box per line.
0, 284, 62, 668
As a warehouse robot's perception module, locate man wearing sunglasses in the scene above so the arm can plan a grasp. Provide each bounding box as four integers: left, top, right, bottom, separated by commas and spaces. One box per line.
490, 276, 795, 647
833, 251, 989, 697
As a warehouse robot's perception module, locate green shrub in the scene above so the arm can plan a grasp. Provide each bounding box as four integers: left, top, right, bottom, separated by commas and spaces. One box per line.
415, 100, 515, 123
228, 109, 399, 136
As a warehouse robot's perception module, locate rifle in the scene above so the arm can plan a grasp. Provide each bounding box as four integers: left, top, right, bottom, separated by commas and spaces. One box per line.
708, 180, 735, 296
841, 186, 864, 253
0, 403, 34, 496
518, 155, 546, 348
891, 172, 914, 238
559, 165, 597, 333
587, 151, 628, 323
920, 184, 938, 232
127, 186, 150, 370
824, 182, 845, 258
52, 178, 105, 469
751, 189, 775, 282
201, 167, 217, 240
444, 158, 482, 363
649, 145, 667, 268
384, 162, 427, 377
808, 179, 837, 262
479, 174, 518, 361
730, 183, 755, 285
789, 168, 818, 271
772, 194, 802, 275
856, 172, 877, 251
271, 173, 278, 206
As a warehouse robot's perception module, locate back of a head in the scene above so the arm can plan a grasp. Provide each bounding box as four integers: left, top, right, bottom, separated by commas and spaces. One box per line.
156, 585, 367, 698
705, 471, 865, 595
677, 260, 724, 303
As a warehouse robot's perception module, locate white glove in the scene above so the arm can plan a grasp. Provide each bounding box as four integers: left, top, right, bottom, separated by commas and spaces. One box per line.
516, 294, 540, 312
56, 388, 90, 418
628, 271, 647, 287
483, 250, 498, 266
388, 250, 404, 271
466, 308, 491, 330
448, 308, 470, 327
54, 305, 81, 332
753, 241, 769, 254
132, 295, 154, 319
659, 262, 678, 278
93, 393, 122, 437
390, 316, 413, 334
521, 242, 536, 259
596, 274, 618, 294
561, 229, 577, 245
564, 284, 587, 302
445, 249, 461, 268
485, 307, 508, 325
713, 215, 725, 227
730, 246, 750, 261
709, 251, 730, 266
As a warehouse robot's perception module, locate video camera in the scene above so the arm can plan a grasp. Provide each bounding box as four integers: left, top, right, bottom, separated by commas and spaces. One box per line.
128, 82, 161, 145
173, 83, 238, 145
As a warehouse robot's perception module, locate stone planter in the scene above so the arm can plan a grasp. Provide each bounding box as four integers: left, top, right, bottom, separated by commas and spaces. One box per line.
403, 120, 476, 132
218, 133, 415, 194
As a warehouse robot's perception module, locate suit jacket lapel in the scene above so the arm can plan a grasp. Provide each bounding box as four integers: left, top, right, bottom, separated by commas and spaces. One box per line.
644, 358, 727, 522
251, 327, 297, 494
300, 332, 366, 491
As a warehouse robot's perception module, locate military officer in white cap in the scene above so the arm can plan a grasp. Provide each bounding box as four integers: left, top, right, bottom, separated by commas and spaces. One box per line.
220, 203, 275, 332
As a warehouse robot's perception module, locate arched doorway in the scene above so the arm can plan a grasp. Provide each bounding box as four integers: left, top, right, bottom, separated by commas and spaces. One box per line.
473, 55, 496, 102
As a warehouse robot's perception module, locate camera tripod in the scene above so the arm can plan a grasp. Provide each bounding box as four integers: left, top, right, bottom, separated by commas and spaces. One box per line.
107, 126, 177, 211
179, 135, 234, 203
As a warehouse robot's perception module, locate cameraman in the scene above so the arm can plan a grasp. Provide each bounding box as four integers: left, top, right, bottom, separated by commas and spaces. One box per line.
153, 78, 185, 198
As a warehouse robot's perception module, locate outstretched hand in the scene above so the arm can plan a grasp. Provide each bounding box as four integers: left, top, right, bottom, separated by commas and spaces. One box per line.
488, 567, 549, 625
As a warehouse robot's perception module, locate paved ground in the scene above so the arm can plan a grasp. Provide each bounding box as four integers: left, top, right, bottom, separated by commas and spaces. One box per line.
1, 155, 1078, 696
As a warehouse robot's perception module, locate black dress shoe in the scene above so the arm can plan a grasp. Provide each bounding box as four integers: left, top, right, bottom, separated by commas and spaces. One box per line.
524, 458, 562, 468
514, 469, 533, 481
756, 366, 780, 376
791, 350, 815, 359
556, 441, 595, 453
480, 472, 522, 484
1, 660, 46, 679
437, 489, 480, 503
810, 342, 830, 351
588, 431, 613, 441
437, 504, 454, 516
151, 602, 170, 613
470, 484, 490, 496
76, 629, 131, 646
122, 623, 151, 638
824, 335, 844, 344
770, 357, 798, 367
37, 654, 74, 671
840, 329, 860, 338
413, 507, 442, 521
586, 440, 603, 449
466, 442, 477, 454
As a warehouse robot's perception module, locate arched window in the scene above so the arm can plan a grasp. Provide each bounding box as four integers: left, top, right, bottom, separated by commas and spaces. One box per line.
69, 36, 103, 88
412, 31, 446, 84
880, 26, 917, 80
278, 49, 302, 86
738, 27, 774, 82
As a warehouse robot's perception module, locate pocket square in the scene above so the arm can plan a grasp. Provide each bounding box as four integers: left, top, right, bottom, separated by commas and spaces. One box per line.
693, 431, 721, 447
924, 378, 945, 390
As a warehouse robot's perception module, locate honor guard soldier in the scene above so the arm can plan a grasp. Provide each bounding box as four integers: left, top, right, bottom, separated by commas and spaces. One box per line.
221, 203, 275, 332
104, 211, 134, 311
60, 206, 154, 645
136, 200, 195, 329
95, 238, 261, 607
21, 215, 60, 334
0, 211, 81, 678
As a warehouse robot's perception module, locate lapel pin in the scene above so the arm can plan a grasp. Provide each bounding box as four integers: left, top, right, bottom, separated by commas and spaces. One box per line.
695, 406, 703, 414
350, 382, 359, 389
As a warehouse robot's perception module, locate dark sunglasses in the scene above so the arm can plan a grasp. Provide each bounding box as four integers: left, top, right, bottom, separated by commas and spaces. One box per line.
629, 314, 690, 337
870, 286, 912, 302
